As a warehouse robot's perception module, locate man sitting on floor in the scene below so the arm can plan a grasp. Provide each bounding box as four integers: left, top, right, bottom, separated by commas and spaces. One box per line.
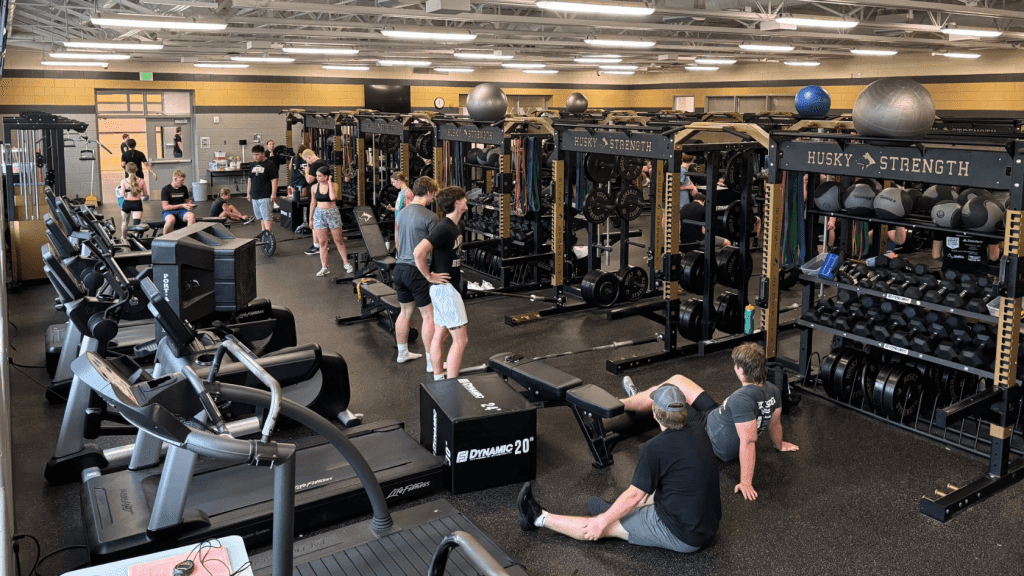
620, 342, 799, 501
517, 383, 721, 553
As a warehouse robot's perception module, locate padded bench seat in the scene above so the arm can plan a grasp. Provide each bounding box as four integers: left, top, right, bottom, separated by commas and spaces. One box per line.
488, 352, 582, 398
566, 384, 624, 419
361, 281, 400, 311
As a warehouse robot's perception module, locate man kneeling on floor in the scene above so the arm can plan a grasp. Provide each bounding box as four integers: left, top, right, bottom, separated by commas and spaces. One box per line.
517, 384, 721, 553
620, 342, 799, 501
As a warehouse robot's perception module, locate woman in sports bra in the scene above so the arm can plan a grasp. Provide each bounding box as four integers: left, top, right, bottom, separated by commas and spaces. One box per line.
309, 165, 354, 277
119, 162, 148, 239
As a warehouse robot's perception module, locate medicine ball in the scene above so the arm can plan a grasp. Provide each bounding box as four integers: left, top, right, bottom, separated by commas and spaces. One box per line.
853, 178, 881, 193
990, 191, 1010, 211
874, 186, 913, 220
467, 148, 482, 165
920, 184, 957, 213
957, 187, 992, 207
904, 187, 923, 214
486, 148, 501, 167
961, 197, 1004, 233
812, 181, 845, 212
931, 201, 962, 228
843, 182, 877, 216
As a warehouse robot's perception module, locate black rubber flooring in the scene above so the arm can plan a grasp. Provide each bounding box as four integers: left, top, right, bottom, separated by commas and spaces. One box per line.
7, 199, 1024, 575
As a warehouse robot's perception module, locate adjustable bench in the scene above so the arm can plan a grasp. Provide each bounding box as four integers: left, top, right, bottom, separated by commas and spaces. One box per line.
333, 205, 396, 285
334, 279, 418, 343
488, 352, 624, 468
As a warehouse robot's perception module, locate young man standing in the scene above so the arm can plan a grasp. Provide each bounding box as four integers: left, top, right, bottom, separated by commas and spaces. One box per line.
173, 127, 183, 158
393, 176, 439, 368
246, 144, 278, 234
121, 138, 157, 182
413, 186, 468, 380
619, 343, 799, 501
120, 133, 131, 156
160, 169, 196, 234
517, 384, 721, 553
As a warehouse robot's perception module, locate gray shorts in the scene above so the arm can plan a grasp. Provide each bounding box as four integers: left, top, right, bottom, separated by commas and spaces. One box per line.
252, 198, 273, 220
313, 206, 342, 230
429, 282, 468, 329
590, 498, 700, 554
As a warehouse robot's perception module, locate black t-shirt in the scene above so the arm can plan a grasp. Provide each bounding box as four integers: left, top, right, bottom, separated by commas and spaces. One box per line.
289, 156, 308, 189
425, 217, 464, 286
679, 200, 706, 244
210, 198, 226, 217
161, 184, 189, 209
173, 133, 182, 157
121, 150, 148, 177
120, 141, 129, 156
307, 159, 329, 184
935, 233, 991, 276
248, 159, 278, 199
631, 418, 721, 548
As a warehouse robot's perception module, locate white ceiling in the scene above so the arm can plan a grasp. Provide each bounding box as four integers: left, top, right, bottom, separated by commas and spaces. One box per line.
6, 0, 1024, 70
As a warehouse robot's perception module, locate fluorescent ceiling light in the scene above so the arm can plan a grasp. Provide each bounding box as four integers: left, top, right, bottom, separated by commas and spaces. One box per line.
41, 60, 108, 68
525, 69, 559, 74
380, 29, 476, 41
934, 52, 981, 59
739, 44, 795, 52
575, 57, 622, 63
323, 64, 371, 71
91, 14, 226, 31
283, 47, 359, 55
435, 67, 474, 73
535, 1, 655, 16
50, 52, 131, 60
850, 48, 897, 56
64, 41, 163, 50
599, 64, 638, 70
454, 52, 514, 60
784, 61, 820, 66
694, 57, 736, 65
195, 63, 250, 68
685, 65, 718, 71
379, 59, 432, 66
775, 15, 858, 29
230, 56, 295, 63
602, 70, 634, 75
503, 62, 546, 68
941, 26, 1002, 38
585, 38, 656, 48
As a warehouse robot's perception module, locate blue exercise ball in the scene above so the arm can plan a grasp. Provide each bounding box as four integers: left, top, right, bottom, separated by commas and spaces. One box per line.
852, 78, 936, 139
794, 85, 831, 118
467, 83, 508, 122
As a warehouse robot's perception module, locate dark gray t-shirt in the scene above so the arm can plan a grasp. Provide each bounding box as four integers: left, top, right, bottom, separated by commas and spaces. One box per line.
396, 202, 438, 266
704, 382, 781, 461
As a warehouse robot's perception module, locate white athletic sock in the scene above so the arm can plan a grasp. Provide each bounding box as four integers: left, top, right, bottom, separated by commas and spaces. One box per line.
534, 511, 547, 528
397, 343, 408, 355
313, 243, 319, 248
434, 374, 445, 381
425, 353, 433, 373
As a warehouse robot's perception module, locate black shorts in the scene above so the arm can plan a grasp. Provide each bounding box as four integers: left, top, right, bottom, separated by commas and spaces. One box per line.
690, 391, 720, 428
393, 264, 432, 307
121, 199, 143, 212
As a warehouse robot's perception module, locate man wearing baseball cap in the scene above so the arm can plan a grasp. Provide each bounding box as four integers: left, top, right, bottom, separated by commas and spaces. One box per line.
516, 383, 721, 553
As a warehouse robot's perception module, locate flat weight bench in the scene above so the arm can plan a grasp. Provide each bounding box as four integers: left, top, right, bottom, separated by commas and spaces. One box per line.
488, 352, 624, 468
334, 279, 418, 343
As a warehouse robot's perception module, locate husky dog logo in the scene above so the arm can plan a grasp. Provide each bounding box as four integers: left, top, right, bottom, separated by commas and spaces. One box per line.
856, 152, 877, 170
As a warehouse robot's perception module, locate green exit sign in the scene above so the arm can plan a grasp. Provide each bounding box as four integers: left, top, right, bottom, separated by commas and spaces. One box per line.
139, 72, 153, 81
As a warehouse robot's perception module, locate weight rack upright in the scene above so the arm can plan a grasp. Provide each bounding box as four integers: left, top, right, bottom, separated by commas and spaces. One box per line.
355, 112, 407, 223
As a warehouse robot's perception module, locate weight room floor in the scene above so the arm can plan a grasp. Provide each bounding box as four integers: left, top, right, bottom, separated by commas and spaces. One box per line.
7, 200, 1023, 575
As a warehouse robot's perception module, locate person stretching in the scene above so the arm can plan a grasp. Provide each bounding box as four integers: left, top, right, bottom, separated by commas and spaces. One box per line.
210, 187, 253, 224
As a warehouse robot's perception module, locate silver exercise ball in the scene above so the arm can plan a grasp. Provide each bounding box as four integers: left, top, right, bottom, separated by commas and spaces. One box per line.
852, 78, 936, 139
467, 83, 508, 122
566, 92, 589, 114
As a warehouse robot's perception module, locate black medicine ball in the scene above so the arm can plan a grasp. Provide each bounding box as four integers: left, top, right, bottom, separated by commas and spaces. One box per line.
813, 181, 845, 212
843, 182, 877, 216
920, 185, 957, 213
873, 186, 913, 220
904, 187, 923, 213
957, 187, 992, 207
961, 197, 1004, 233
931, 201, 962, 228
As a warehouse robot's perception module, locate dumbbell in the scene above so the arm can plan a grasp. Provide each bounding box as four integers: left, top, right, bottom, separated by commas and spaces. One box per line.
859, 269, 890, 290
922, 278, 959, 304
872, 312, 909, 341
905, 309, 944, 353
943, 278, 980, 309
848, 294, 877, 319
889, 274, 920, 296
888, 256, 908, 271
907, 273, 939, 300
959, 324, 997, 367
834, 306, 864, 333
803, 298, 836, 324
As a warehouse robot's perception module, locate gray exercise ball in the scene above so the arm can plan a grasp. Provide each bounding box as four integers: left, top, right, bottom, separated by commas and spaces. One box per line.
812, 181, 844, 212
921, 185, 957, 213
852, 78, 936, 139
843, 182, 877, 216
931, 201, 962, 228
467, 83, 508, 122
873, 186, 912, 220
566, 92, 589, 114
961, 197, 1004, 233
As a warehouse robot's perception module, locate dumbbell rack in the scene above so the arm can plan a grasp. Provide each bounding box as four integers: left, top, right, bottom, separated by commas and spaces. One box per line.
765, 128, 1024, 522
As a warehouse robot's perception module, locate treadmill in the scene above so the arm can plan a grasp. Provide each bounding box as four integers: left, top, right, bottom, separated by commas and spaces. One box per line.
78, 276, 445, 564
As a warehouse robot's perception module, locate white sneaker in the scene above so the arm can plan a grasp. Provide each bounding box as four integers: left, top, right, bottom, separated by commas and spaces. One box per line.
273, 202, 281, 210
397, 351, 423, 363
622, 376, 639, 398
344, 262, 354, 274
316, 267, 330, 277
481, 281, 495, 290
467, 282, 483, 291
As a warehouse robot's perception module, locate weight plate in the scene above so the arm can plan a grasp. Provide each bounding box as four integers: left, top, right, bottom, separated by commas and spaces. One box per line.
409, 155, 426, 178
723, 151, 748, 191
714, 246, 753, 289
820, 348, 849, 399
616, 185, 643, 221
883, 367, 923, 421
872, 363, 898, 413
713, 292, 742, 334
582, 189, 613, 223
617, 156, 644, 181
259, 230, 277, 256
585, 153, 616, 184
378, 134, 401, 154
680, 251, 715, 293
832, 348, 868, 403
616, 265, 649, 301
859, 351, 884, 410
713, 200, 745, 242
678, 297, 711, 342
415, 132, 433, 158
581, 269, 621, 308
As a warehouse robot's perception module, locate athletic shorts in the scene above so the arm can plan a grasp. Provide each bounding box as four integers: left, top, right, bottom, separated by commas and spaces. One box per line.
163, 209, 190, 225
429, 282, 468, 329
313, 206, 342, 230
252, 198, 273, 220
121, 199, 143, 213
690, 391, 720, 430
393, 264, 432, 307
589, 498, 701, 554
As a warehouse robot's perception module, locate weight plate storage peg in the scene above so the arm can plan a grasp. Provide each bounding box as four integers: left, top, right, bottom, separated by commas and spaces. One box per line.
616, 185, 644, 221
585, 153, 617, 183
581, 269, 621, 308
582, 189, 614, 223
617, 156, 644, 181
616, 265, 649, 301
257, 230, 277, 256
678, 298, 711, 342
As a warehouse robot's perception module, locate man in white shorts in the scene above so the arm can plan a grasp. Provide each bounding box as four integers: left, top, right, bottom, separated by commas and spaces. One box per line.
414, 186, 469, 380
